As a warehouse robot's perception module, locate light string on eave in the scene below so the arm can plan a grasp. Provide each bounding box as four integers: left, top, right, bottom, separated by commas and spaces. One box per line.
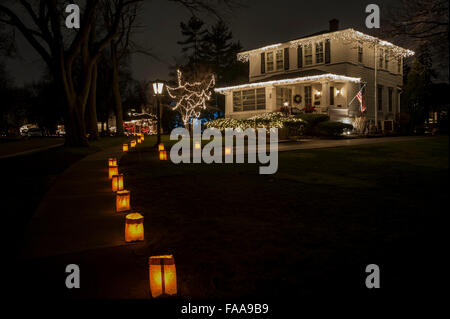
237, 28, 415, 62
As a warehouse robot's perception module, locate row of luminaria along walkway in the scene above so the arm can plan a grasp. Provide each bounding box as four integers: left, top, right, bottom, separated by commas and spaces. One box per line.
111, 134, 176, 298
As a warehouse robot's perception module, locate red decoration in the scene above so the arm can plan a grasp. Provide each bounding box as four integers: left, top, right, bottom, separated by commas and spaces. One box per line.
304, 105, 315, 113
123, 122, 135, 131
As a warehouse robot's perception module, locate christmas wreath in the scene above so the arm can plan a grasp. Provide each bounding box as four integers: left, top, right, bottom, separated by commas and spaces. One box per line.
294, 94, 302, 104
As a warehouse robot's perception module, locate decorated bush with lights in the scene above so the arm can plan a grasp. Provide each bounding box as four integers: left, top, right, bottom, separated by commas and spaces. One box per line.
205, 112, 304, 132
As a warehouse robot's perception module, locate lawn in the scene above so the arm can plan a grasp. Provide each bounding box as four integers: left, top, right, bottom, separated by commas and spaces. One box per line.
1, 136, 129, 255
117, 135, 448, 299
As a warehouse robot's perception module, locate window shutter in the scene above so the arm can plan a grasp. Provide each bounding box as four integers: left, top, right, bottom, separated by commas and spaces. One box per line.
284, 47, 290, 70
261, 52, 265, 74
297, 45, 302, 68
325, 39, 330, 64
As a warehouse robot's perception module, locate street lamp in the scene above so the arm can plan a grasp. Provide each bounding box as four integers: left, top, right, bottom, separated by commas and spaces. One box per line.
152, 81, 164, 146
153, 82, 164, 95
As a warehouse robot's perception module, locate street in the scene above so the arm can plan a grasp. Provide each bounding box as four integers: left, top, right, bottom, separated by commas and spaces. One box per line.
0, 138, 64, 159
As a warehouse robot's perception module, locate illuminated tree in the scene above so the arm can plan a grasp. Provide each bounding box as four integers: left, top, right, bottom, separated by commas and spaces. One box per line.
166, 70, 215, 128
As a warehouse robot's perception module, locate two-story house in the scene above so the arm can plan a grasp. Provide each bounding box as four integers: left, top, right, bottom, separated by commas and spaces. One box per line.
215, 20, 414, 129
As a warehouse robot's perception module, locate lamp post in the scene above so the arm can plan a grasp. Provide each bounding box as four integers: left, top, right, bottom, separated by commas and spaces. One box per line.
152, 81, 164, 146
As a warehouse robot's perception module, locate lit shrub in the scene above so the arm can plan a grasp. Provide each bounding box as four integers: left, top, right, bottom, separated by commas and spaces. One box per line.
205, 112, 304, 131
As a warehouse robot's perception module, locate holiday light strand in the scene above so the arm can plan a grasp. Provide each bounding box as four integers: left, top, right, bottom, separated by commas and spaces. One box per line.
215, 73, 360, 93
166, 70, 216, 125
237, 28, 414, 62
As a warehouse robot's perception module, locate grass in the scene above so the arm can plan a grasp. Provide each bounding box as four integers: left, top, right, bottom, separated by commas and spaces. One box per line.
6, 135, 448, 301
2, 136, 129, 254
117, 135, 448, 299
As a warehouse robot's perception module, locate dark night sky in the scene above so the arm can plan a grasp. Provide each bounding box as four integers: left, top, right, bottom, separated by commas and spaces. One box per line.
5, 0, 400, 85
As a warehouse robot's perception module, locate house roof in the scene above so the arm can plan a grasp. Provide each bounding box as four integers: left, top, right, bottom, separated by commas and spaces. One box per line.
237, 28, 414, 62
215, 73, 361, 93
240, 29, 330, 55
215, 69, 328, 91
251, 69, 328, 83
124, 112, 157, 122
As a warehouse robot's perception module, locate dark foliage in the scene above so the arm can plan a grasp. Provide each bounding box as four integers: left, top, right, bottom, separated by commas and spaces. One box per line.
316, 121, 353, 137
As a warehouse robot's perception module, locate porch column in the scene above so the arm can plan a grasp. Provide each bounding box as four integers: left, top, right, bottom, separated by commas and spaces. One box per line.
347, 82, 356, 117
268, 86, 276, 112
322, 81, 330, 108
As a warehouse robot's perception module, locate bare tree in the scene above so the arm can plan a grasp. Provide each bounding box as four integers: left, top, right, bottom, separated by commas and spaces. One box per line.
106, 0, 239, 135
85, 23, 99, 140
0, 0, 141, 146
0, 0, 240, 144
103, 1, 141, 135
383, 0, 449, 78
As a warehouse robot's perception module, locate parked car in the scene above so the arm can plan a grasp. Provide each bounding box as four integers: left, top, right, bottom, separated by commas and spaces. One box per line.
27, 128, 43, 137
20, 124, 37, 136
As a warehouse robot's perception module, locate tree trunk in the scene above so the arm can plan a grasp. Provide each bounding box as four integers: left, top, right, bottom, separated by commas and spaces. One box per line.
111, 43, 124, 135
62, 52, 95, 147
55, 63, 88, 147
65, 101, 88, 147
86, 62, 99, 140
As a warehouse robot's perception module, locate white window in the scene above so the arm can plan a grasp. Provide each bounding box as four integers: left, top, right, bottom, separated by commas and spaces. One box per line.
276, 50, 283, 70
233, 91, 242, 112
315, 42, 324, 63
358, 42, 363, 63
276, 88, 292, 108
256, 88, 266, 110
378, 48, 383, 68
304, 43, 312, 65
388, 87, 393, 112
266, 52, 274, 72
233, 89, 266, 112
377, 85, 383, 111
385, 50, 389, 69
304, 86, 312, 106
242, 89, 256, 111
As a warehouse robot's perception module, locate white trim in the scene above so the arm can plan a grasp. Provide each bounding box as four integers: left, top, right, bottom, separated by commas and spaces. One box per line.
237, 28, 414, 62
215, 74, 361, 93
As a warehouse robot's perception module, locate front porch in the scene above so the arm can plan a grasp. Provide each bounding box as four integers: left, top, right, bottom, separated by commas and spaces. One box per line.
272, 79, 357, 123
216, 73, 361, 124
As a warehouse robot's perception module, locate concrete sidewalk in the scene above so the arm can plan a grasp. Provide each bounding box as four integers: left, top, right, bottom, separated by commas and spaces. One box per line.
21, 144, 127, 259
278, 136, 429, 152
0, 138, 64, 159
232, 136, 429, 154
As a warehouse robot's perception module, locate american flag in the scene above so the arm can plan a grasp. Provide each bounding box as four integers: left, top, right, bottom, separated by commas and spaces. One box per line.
356, 87, 366, 113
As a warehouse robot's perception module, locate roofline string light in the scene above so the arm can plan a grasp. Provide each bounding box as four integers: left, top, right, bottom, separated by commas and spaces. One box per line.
215, 74, 361, 93
237, 28, 415, 62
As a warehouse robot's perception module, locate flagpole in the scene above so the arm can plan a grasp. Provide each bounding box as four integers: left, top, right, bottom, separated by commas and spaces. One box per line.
348, 83, 366, 106
374, 43, 378, 129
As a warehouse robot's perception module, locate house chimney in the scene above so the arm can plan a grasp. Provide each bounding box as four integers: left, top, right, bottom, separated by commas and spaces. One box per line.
329, 19, 339, 32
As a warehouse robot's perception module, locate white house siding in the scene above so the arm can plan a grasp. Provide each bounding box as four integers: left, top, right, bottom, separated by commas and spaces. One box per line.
345, 64, 402, 121
224, 30, 407, 123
